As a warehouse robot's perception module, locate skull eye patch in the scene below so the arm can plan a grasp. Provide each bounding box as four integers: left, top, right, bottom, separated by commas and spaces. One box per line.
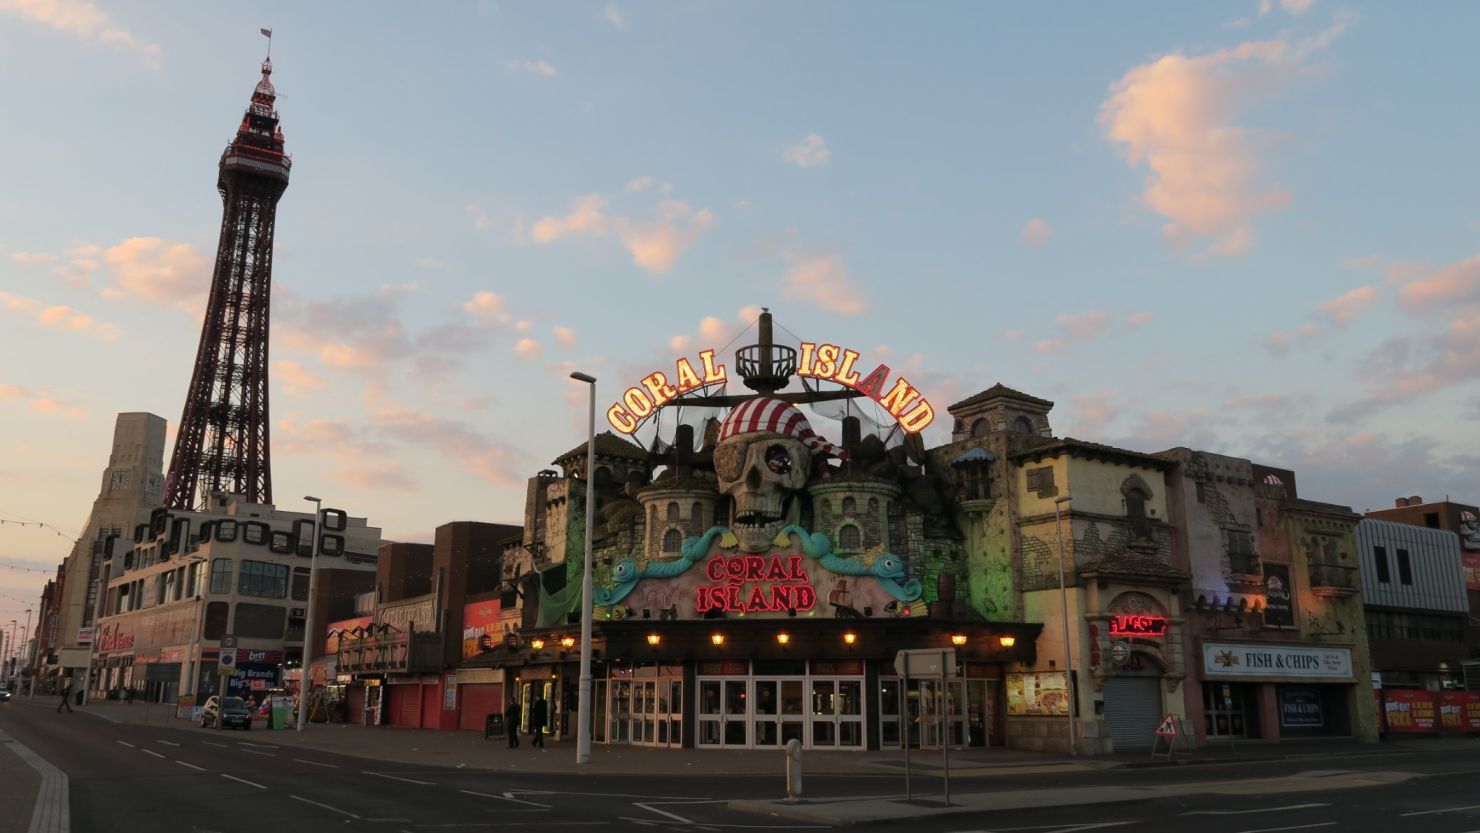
714, 444, 745, 482
765, 444, 793, 475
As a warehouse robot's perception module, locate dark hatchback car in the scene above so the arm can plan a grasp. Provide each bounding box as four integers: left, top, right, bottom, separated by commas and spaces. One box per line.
200, 695, 252, 730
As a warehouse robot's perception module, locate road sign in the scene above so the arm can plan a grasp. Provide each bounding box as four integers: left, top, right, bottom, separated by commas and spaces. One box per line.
1153, 713, 1178, 737
219, 634, 238, 670
893, 648, 956, 678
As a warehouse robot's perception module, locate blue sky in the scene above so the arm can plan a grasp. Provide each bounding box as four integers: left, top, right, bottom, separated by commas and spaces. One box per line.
2, 1, 1478, 614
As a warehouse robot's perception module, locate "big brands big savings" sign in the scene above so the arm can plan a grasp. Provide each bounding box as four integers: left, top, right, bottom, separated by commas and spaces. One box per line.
606, 342, 935, 435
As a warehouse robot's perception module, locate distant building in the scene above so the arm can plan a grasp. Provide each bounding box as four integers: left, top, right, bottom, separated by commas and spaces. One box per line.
1354, 518, 1468, 691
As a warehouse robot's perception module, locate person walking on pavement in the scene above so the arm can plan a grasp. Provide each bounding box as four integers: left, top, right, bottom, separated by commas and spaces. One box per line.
504, 697, 521, 749
529, 695, 547, 749
56, 680, 74, 713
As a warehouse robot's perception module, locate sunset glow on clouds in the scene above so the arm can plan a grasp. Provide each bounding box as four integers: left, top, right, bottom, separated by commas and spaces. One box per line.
1, 2, 1477, 608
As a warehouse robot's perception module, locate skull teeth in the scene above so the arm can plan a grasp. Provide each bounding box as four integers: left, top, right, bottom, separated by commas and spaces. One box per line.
734, 512, 780, 529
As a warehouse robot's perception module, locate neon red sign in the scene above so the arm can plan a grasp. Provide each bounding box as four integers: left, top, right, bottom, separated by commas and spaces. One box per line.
696, 554, 817, 614
1109, 615, 1168, 637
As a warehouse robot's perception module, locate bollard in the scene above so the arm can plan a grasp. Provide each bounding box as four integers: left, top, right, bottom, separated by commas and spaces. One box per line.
784, 738, 803, 801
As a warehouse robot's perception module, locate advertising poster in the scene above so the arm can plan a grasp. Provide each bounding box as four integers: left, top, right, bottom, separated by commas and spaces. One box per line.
1461, 553, 1480, 592
1439, 691, 1480, 733
1383, 690, 1439, 733
461, 600, 502, 661
271, 694, 293, 729
1006, 672, 1069, 716
1262, 563, 1295, 628
1279, 687, 1324, 727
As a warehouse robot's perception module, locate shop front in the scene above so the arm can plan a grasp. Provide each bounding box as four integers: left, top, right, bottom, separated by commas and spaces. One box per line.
1199, 640, 1359, 740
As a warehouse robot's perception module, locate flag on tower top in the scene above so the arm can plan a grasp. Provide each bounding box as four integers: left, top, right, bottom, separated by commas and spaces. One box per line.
260, 28, 272, 38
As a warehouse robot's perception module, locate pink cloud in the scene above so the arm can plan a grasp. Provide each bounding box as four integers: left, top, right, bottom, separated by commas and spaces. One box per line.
0, 0, 160, 61
783, 254, 868, 315
1019, 218, 1052, 247
0, 291, 118, 339
1397, 254, 1480, 313
1317, 285, 1380, 324
530, 195, 607, 244
782, 134, 831, 168
272, 360, 326, 398
1035, 311, 1109, 354
613, 201, 715, 274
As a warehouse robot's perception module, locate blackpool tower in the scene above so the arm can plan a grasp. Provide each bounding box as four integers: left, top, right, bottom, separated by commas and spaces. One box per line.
164, 54, 290, 510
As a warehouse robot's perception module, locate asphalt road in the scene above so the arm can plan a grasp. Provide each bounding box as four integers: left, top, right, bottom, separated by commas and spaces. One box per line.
4, 701, 1480, 833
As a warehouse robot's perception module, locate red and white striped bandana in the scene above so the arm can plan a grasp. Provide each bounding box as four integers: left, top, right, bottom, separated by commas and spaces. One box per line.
716, 397, 847, 461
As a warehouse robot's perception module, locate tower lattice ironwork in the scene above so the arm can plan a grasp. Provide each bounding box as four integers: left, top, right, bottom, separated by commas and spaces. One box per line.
164, 56, 291, 510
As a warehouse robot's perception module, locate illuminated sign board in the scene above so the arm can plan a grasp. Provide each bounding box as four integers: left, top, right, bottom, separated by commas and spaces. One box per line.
1108, 614, 1168, 637
606, 341, 936, 434
607, 349, 727, 433
695, 554, 817, 614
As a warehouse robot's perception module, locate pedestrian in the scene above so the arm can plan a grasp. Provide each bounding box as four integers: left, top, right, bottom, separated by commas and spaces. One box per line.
504, 697, 521, 749
529, 694, 547, 750
56, 680, 74, 714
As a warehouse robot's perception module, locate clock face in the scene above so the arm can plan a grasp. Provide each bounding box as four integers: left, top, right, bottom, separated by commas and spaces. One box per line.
109, 471, 131, 490
146, 474, 162, 494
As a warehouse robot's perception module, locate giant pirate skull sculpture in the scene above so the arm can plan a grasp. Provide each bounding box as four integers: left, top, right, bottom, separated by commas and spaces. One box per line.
714, 398, 847, 552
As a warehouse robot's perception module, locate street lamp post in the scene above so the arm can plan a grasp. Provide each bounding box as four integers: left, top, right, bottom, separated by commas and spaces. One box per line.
1054, 494, 1075, 756
5, 620, 14, 684
569, 371, 597, 765
297, 496, 323, 731
82, 576, 103, 706
22, 608, 32, 699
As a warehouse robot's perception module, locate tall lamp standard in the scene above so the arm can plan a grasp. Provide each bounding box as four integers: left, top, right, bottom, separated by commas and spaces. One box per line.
1053, 494, 1075, 756
5, 620, 14, 683
569, 371, 597, 765
297, 496, 323, 732
22, 608, 31, 699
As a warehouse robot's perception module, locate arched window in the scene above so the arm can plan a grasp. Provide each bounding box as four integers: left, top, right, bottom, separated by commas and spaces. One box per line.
661, 527, 682, 553
1011, 415, 1034, 434
842, 496, 857, 516
1121, 475, 1153, 539
971, 418, 990, 438
666, 502, 680, 521
838, 524, 861, 551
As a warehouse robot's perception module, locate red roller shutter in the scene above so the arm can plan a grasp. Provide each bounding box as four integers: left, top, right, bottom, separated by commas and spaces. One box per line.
390, 684, 420, 727
459, 684, 504, 731
421, 679, 443, 729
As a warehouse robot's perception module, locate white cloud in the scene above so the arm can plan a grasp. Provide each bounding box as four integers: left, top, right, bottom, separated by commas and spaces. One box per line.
605, 4, 625, 30
782, 254, 867, 315
0, 0, 160, 61
1019, 218, 1052, 247
531, 195, 607, 244
1098, 19, 1349, 258
505, 59, 558, 78
614, 201, 716, 274
782, 134, 831, 168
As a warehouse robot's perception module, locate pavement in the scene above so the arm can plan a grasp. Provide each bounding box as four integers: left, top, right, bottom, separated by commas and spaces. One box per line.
14, 698, 1480, 830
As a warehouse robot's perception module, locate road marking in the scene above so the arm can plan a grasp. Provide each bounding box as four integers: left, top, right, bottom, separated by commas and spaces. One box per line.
291, 794, 361, 819
458, 789, 551, 808
115, 740, 135, 748
221, 773, 267, 790
1403, 805, 1480, 817
176, 760, 206, 771
1184, 803, 1330, 816
202, 741, 229, 748
238, 748, 275, 757
293, 758, 338, 768
238, 741, 279, 749
1233, 824, 1336, 833
1, 727, 68, 833
142, 749, 167, 759
155, 740, 180, 747
365, 771, 434, 785
956, 825, 1133, 832
633, 802, 694, 824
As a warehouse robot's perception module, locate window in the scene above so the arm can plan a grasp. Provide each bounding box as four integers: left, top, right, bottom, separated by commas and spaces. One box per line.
1228, 531, 1257, 574
209, 559, 234, 594
661, 528, 683, 553
842, 497, 857, 516
1424, 513, 1440, 529
838, 524, 861, 551
1011, 415, 1034, 434
667, 502, 680, 522
203, 601, 229, 640
1396, 549, 1413, 585
238, 559, 289, 599
235, 602, 286, 639
291, 568, 310, 602
970, 418, 989, 438
1373, 546, 1390, 583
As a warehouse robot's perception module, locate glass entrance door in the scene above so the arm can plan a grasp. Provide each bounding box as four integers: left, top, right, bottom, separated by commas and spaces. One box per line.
807, 678, 864, 748
698, 678, 750, 747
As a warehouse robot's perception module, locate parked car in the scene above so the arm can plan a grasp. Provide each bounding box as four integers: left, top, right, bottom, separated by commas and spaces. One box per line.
0, 684, 10, 702
200, 695, 252, 730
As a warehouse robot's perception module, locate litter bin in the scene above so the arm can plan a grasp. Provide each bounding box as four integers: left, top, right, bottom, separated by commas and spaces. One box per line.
484, 713, 505, 740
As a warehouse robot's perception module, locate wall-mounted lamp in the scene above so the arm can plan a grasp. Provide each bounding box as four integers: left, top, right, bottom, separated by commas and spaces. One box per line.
646, 633, 662, 647
560, 636, 576, 649
530, 638, 546, 652
998, 635, 1016, 648
843, 632, 857, 646
710, 632, 726, 647
950, 633, 968, 646
776, 632, 791, 646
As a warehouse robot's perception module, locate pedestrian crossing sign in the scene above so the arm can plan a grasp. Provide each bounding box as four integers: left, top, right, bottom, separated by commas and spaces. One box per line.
1154, 714, 1178, 737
